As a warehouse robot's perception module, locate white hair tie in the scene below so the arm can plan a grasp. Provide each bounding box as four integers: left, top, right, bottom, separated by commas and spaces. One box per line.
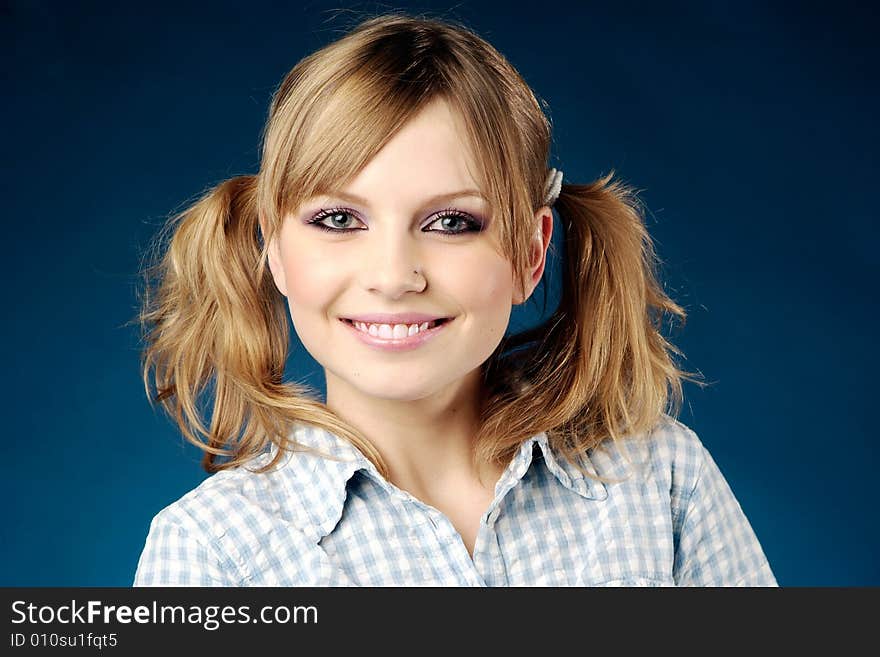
542, 168, 563, 206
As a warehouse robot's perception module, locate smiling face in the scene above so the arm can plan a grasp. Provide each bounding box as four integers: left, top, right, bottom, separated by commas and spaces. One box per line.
266, 97, 545, 407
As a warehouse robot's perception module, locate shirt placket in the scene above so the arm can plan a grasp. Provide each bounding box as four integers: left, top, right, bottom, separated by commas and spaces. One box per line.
416, 439, 538, 587
360, 437, 539, 586
471, 443, 537, 586
397, 490, 486, 586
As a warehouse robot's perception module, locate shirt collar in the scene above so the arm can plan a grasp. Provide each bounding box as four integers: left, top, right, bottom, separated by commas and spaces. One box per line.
519, 432, 608, 501
265, 422, 607, 541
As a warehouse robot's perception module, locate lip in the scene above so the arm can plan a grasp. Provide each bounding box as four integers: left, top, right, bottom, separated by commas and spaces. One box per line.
341, 313, 449, 324
339, 317, 453, 352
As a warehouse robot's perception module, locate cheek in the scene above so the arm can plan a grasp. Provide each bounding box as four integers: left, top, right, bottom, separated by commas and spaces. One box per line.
451, 250, 515, 314
278, 230, 514, 317
279, 241, 339, 308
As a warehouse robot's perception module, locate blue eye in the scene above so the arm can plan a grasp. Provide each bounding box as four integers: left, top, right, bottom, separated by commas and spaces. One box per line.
424, 209, 483, 235
307, 208, 365, 233
306, 206, 483, 235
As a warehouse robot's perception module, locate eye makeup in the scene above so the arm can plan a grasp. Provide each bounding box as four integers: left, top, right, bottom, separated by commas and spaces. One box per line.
305, 206, 485, 235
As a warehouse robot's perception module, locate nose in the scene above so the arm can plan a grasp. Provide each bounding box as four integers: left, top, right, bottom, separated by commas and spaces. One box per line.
359, 229, 427, 299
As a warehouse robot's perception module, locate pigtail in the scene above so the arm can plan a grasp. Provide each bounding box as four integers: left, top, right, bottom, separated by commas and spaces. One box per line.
478, 173, 704, 469
136, 16, 705, 480
138, 175, 386, 474
138, 175, 294, 472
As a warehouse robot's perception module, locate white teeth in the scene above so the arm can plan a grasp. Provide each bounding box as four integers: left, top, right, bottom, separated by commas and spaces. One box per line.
350, 320, 440, 339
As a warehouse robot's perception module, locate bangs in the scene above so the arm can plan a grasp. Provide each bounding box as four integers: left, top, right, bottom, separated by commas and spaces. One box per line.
260, 13, 544, 281
280, 83, 434, 217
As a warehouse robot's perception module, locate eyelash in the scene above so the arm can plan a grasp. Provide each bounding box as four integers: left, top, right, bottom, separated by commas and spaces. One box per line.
307, 206, 483, 235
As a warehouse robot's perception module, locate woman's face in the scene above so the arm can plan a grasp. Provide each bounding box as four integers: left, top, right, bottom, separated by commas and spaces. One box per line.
267, 98, 546, 406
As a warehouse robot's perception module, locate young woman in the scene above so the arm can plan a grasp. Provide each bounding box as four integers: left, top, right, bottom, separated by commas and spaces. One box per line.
133, 13, 776, 586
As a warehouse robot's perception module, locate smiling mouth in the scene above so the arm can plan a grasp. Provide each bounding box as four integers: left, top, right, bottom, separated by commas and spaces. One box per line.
340, 318, 451, 327
340, 317, 452, 338
340, 317, 452, 332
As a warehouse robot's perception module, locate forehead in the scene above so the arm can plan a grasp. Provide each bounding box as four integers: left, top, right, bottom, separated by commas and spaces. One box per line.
340, 98, 483, 205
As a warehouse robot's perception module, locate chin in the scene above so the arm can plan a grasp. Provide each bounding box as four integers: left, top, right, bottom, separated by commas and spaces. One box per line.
356, 381, 440, 402
334, 368, 453, 402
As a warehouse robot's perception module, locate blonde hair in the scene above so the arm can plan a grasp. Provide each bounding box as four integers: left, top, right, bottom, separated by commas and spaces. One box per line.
137, 11, 703, 478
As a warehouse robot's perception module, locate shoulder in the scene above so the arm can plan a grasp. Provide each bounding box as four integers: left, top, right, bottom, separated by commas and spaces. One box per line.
584, 414, 709, 521
588, 414, 706, 483
148, 451, 281, 536
137, 443, 340, 586
622, 419, 777, 586
150, 432, 354, 535
642, 414, 707, 485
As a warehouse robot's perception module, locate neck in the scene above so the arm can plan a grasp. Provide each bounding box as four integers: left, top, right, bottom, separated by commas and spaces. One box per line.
324, 369, 495, 499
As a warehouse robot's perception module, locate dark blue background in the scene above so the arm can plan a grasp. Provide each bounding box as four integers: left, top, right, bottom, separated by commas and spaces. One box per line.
2, 0, 877, 586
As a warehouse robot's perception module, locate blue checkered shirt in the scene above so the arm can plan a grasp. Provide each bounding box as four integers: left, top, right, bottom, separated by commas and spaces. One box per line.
134, 416, 777, 586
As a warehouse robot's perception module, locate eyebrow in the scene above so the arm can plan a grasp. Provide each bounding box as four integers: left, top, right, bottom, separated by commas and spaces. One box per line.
320, 189, 488, 207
